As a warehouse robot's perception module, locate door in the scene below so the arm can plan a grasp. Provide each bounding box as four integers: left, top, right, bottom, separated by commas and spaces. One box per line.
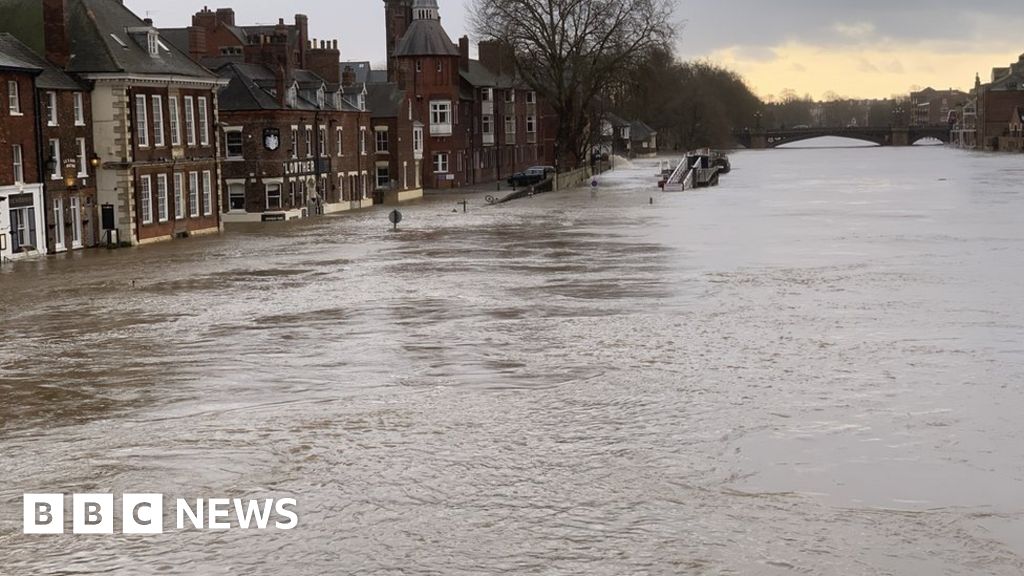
70, 196, 82, 248
53, 198, 65, 252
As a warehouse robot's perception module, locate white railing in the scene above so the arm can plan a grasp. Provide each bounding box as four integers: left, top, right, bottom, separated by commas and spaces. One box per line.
482, 133, 495, 145
430, 123, 452, 136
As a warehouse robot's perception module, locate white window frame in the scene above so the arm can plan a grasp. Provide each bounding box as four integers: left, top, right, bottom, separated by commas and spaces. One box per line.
184, 96, 196, 146
433, 153, 449, 174
73, 92, 85, 125
139, 175, 153, 225
376, 162, 390, 188
156, 173, 169, 222
359, 127, 367, 155
12, 144, 23, 184
291, 126, 299, 158
76, 137, 88, 177
135, 94, 149, 148
48, 139, 60, 180
527, 115, 536, 134
188, 171, 199, 217
429, 100, 452, 135
198, 97, 209, 146
152, 95, 165, 147
168, 96, 181, 146
266, 183, 282, 210
375, 127, 389, 154
202, 171, 213, 216
228, 182, 246, 212
8, 81, 21, 115
174, 172, 185, 219
336, 127, 343, 157
46, 92, 58, 126
319, 125, 327, 157
224, 127, 244, 159
505, 115, 516, 135
305, 125, 313, 158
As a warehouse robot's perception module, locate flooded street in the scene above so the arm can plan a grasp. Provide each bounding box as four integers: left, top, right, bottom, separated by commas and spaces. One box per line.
2, 145, 1024, 574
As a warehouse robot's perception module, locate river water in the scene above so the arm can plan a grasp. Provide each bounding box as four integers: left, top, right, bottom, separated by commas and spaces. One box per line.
1, 144, 1024, 574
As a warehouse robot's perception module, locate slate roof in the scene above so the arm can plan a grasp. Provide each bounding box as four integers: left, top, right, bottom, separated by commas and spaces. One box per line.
0, 35, 43, 76
65, 0, 215, 79
0, 33, 83, 90
394, 19, 458, 57
630, 120, 657, 142
340, 61, 387, 84
365, 83, 405, 118
216, 62, 362, 114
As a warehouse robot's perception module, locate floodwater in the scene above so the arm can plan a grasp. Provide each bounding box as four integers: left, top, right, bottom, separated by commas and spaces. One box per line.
2, 143, 1024, 575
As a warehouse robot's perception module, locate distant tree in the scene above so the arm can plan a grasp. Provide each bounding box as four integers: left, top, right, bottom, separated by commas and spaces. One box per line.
470, 0, 676, 168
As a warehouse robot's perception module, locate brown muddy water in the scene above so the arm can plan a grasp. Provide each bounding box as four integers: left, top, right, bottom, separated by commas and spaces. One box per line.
2, 145, 1024, 575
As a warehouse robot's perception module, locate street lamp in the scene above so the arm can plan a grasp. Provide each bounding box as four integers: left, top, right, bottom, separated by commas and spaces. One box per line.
89, 153, 101, 169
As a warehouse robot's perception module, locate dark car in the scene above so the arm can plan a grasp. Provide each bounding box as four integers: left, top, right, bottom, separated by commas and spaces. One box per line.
508, 166, 555, 187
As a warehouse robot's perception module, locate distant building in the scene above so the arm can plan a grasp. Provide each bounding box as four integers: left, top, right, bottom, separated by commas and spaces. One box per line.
974, 54, 1024, 151
910, 87, 969, 126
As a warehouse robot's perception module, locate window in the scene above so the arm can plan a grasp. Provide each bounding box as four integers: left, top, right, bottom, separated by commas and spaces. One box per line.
433, 153, 448, 174
12, 145, 23, 183
376, 163, 390, 188
8, 81, 20, 114
147, 31, 159, 56
157, 174, 169, 222
225, 129, 243, 159
527, 116, 536, 133
188, 172, 199, 217
291, 127, 299, 158
375, 128, 389, 153
526, 91, 536, 104
505, 115, 516, 134
482, 115, 493, 134
135, 94, 149, 147
305, 126, 313, 157
228, 183, 246, 211
415, 60, 422, 73
168, 97, 181, 145
413, 127, 423, 156
53, 198, 64, 249
430, 100, 452, 135
482, 88, 492, 101
202, 171, 213, 216
76, 137, 88, 176
436, 61, 443, 73
48, 139, 60, 180
336, 128, 343, 156
140, 175, 153, 224
266, 183, 282, 209
152, 95, 165, 146
319, 126, 327, 157
73, 92, 85, 125
505, 90, 515, 103
184, 96, 196, 146
174, 172, 184, 219
359, 127, 367, 155
198, 97, 209, 146
46, 92, 57, 126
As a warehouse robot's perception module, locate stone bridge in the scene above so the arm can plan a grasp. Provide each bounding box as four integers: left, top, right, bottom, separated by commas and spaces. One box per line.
734, 126, 952, 149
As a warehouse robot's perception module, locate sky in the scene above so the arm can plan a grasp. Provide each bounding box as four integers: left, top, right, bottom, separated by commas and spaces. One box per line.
126, 0, 1024, 100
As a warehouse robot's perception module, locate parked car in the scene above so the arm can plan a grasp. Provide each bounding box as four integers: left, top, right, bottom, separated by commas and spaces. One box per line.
508, 166, 555, 187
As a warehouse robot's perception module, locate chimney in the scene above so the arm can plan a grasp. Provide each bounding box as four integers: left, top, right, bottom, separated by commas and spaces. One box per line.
215, 8, 235, 27
295, 14, 309, 67
43, 0, 70, 68
188, 26, 208, 61
342, 66, 356, 87
459, 36, 470, 72
306, 38, 341, 85
276, 64, 288, 107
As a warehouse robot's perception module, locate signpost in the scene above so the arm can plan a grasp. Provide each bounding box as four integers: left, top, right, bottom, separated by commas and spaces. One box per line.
389, 209, 402, 231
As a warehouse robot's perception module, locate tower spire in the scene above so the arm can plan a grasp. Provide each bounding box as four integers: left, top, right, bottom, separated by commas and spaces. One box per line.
412, 0, 440, 20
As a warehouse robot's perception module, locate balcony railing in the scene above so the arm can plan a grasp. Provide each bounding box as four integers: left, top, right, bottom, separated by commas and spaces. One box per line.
482, 133, 495, 146
526, 133, 537, 144
482, 101, 494, 115
430, 123, 452, 137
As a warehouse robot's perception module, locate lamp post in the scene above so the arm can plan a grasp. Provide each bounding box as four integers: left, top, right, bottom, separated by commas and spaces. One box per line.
754, 111, 763, 131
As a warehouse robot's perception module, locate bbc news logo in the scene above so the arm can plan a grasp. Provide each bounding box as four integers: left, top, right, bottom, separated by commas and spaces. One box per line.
23, 494, 298, 534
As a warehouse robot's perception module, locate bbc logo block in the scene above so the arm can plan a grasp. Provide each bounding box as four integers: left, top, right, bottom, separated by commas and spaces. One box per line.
23, 494, 164, 535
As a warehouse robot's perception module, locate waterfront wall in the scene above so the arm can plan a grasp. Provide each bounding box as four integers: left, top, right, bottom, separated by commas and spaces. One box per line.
554, 167, 592, 191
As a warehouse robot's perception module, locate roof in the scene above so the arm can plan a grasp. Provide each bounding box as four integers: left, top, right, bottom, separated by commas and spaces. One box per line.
630, 120, 657, 141
365, 83, 405, 118
340, 61, 387, 85
393, 19, 458, 57
604, 112, 630, 128
216, 62, 363, 114
65, 0, 215, 79
0, 35, 43, 76
0, 33, 83, 90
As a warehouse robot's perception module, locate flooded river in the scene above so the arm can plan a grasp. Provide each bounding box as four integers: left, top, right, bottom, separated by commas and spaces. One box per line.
2, 145, 1024, 574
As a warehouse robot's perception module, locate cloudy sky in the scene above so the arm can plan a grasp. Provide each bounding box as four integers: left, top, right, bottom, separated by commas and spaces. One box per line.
127, 0, 1024, 100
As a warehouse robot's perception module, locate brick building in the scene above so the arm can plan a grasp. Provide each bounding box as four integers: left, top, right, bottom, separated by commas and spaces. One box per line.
0, 50, 45, 263
910, 87, 969, 127
0, 33, 99, 255
974, 54, 1024, 151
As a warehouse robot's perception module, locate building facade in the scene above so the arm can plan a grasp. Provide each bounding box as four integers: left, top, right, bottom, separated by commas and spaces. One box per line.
0, 53, 46, 263
974, 55, 1024, 151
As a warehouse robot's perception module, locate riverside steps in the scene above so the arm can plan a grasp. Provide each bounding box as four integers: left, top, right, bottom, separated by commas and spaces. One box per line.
659, 149, 732, 191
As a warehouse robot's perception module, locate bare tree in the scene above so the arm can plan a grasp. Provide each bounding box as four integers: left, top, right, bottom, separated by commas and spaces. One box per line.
470, 0, 675, 169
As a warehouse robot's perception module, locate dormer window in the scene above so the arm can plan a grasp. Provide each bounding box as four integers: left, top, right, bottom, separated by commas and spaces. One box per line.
317, 88, 325, 109
358, 93, 366, 111
286, 85, 297, 108
147, 31, 159, 57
